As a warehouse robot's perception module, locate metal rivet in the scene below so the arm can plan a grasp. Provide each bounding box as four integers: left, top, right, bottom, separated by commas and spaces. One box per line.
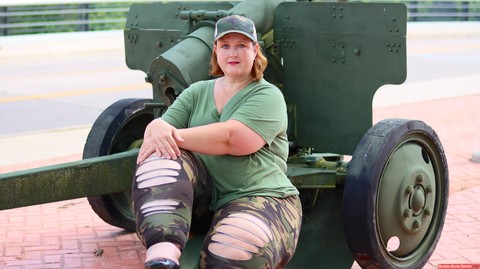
417, 174, 424, 183
405, 185, 413, 194
354, 48, 361, 56
404, 209, 412, 217
425, 185, 433, 193
424, 208, 432, 216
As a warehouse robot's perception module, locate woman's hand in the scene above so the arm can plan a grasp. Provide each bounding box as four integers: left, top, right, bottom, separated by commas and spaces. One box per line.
137, 118, 184, 164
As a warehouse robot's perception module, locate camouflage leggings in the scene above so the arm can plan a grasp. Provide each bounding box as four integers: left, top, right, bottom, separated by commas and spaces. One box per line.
132, 151, 302, 269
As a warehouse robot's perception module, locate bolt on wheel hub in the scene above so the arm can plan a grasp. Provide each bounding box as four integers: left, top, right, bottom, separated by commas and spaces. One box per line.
401, 169, 435, 234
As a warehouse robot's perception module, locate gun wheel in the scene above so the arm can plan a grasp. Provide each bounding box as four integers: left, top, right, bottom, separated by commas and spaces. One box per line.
343, 119, 448, 269
83, 98, 154, 231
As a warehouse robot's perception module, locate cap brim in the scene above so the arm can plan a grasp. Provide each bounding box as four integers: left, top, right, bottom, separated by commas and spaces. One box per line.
214, 30, 256, 42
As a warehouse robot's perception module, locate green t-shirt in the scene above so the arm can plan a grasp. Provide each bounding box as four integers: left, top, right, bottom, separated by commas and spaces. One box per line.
161, 78, 299, 210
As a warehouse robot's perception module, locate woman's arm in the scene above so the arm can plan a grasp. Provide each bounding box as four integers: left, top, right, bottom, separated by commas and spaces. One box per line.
177, 119, 266, 156
137, 118, 265, 164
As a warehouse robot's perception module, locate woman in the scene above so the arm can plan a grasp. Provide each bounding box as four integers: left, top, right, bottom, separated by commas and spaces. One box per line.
132, 15, 302, 269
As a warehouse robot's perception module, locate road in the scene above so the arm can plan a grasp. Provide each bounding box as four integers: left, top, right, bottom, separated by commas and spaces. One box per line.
0, 31, 150, 135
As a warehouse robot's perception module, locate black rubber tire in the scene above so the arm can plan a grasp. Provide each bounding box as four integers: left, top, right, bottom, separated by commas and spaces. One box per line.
343, 119, 449, 269
83, 98, 153, 231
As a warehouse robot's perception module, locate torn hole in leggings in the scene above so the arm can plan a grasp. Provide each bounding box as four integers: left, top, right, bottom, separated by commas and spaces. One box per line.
136, 159, 181, 176
136, 159, 182, 189
136, 167, 179, 181
219, 213, 272, 243
211, 233, 259, 253
208, 213, 273, 261
214, 222, 264, 247
143, 211, 175, 218
208, 241, 252, 261
137, 176, 177, 189
140, 199, 179, 216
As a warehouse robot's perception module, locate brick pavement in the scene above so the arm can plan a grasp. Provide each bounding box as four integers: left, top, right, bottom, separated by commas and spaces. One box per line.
1, 94, 479, 268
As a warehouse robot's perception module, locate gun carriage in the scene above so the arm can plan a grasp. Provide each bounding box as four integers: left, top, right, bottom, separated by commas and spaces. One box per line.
0, 1, 448, 268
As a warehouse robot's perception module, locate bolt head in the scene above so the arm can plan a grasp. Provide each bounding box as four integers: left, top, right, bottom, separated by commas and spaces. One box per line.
405, 185, 413, 194
404, 209, 413, 217
425, 185, 433, 193
424, 208, 432, 216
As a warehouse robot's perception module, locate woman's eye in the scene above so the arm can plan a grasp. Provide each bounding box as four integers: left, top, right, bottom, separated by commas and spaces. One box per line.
238, 44, 246, 48
221, 44, 229, 49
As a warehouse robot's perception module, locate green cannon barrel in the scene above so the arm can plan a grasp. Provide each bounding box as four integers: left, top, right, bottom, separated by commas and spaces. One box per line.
125, 0, 284, 108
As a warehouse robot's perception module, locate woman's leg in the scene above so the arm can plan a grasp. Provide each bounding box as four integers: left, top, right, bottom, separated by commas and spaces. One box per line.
132, 151, 210, 263
200, 195, 302, 269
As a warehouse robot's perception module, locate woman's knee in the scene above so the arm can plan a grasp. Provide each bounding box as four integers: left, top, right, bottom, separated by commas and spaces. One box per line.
135, 154, 184, 189
207, 212, 273, 261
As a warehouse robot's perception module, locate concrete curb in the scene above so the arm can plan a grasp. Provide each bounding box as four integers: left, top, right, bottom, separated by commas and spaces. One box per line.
407, 21, 480, 39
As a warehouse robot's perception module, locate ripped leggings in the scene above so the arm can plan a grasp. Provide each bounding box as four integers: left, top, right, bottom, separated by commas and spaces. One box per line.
132, 151, 302, 269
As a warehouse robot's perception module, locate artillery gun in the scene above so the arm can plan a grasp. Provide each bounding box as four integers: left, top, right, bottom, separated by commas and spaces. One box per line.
0, 0, 448, 268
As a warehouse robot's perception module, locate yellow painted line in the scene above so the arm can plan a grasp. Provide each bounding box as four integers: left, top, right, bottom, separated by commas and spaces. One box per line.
0, 83, 149, 104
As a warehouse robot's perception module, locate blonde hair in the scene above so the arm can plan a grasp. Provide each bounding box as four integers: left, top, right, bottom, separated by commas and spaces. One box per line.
210, 42, 268, 81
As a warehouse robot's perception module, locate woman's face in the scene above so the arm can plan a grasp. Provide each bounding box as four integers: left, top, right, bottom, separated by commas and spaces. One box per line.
214, 33, 258, 79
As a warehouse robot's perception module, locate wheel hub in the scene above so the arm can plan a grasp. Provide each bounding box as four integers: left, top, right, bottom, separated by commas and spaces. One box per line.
377, 142, 437, 257
401, 170, 434, 234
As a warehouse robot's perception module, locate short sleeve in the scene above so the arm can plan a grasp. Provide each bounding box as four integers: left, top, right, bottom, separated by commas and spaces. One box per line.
227, 84, 287, 146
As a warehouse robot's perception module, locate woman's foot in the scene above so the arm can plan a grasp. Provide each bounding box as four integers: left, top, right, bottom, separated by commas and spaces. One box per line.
145, 242, 181, 269
144, 258, 180, 269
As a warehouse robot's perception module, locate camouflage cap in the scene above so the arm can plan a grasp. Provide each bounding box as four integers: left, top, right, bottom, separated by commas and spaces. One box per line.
214, 15, 257, 42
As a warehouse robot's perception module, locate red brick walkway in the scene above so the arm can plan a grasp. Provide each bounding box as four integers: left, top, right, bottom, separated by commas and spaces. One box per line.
1, 94, 480, 268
